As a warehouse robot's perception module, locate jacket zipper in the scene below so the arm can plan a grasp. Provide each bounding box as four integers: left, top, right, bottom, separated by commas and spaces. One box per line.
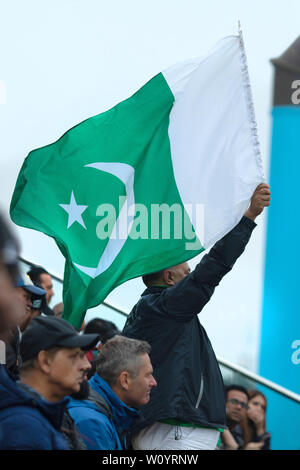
195, 373, 204, 408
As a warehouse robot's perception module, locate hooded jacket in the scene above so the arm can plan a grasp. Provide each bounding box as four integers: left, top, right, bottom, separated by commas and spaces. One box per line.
122, 216, 256, 433
16, 381, 86, 450
67, 373, 139, 450
0, 365, 69, 450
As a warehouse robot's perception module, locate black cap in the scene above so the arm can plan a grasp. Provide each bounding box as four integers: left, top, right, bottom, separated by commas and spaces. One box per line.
20, 316, 100, 362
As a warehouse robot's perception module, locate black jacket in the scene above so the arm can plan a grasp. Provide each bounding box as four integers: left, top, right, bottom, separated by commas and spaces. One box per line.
122, 216, 256, 432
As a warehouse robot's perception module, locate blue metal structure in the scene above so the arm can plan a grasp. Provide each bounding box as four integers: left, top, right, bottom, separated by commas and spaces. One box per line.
259, 37, 300, 450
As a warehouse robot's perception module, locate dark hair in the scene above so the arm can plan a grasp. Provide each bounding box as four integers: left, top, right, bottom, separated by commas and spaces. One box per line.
240, 390, 268, 446
225, 384, 249, 400
84, 318, 120, 345
142, 270, 165, 287
248, 389, 267, 408
27, 266, 49, 285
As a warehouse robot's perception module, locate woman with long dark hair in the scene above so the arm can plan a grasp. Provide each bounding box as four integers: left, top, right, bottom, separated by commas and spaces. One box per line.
242, 389, 271, 450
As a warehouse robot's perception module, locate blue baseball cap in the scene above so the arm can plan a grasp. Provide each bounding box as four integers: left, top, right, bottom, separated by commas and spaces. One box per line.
15, 273, 46, 297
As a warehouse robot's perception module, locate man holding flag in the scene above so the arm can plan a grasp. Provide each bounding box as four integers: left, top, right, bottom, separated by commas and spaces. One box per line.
123, 183, 270, 450
9, 29, 271, 449
10, 33, 266, 332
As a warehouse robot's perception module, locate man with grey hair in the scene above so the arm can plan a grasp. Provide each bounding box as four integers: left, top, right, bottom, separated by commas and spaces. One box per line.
67, 335, 157, 450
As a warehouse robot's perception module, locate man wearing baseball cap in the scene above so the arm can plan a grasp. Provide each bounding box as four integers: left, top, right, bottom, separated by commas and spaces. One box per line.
27, 265, 55, 316
15, 272, 47, 331
4, 273, 47, 378
0, 316, 99, 449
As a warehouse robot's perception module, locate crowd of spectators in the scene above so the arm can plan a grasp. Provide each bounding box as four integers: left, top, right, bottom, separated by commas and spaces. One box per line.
0, 180, 272, 451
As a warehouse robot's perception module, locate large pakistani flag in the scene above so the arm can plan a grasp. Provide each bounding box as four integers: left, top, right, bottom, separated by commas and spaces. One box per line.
10, 34, 264, 329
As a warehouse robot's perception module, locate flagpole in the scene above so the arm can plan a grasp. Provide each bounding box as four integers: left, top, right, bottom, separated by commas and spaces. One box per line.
238, 21, 265, 180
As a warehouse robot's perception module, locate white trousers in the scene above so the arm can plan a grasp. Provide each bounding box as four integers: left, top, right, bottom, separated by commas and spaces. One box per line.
132, 422, 220, 450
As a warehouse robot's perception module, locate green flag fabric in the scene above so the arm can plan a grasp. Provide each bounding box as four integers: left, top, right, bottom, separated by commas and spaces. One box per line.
10, 35, 264, 329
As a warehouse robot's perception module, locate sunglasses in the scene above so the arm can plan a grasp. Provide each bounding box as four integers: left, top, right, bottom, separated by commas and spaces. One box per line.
227, 398, 249, 409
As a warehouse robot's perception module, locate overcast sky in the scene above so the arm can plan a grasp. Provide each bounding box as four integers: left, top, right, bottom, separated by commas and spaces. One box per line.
1, 0, 299, 371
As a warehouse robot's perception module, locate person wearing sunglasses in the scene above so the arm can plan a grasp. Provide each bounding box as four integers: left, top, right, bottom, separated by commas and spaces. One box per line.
221, 385, 249, 449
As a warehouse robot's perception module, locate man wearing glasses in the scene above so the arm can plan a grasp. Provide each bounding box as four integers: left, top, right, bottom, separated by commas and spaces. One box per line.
222, 384, 249, 449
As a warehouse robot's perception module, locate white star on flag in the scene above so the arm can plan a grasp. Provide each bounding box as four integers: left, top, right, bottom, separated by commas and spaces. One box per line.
59, 191, 88, 229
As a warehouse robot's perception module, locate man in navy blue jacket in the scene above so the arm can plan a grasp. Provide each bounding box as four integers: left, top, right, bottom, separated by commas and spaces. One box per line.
123, 183, 271, 450
0, 316, 99, 450
67, 335, 157, 449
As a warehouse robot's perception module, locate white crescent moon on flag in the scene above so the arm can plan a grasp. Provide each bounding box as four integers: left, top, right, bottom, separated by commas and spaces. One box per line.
74, 162, 135, 278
